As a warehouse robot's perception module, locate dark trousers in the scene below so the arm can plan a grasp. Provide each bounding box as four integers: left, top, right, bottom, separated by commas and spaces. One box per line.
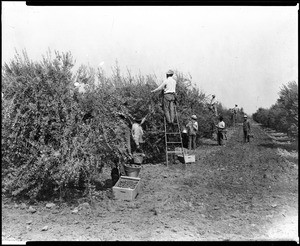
217, 131, 223, 145
188, 135, 196, 150
182, 133, 189, 149
233, 114, 237, 127
243, 130, 250, 142
163, 93, 175, 124
210, 121, 215, 138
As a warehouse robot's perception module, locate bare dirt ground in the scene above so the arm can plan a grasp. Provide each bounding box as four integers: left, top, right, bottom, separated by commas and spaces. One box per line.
2, 122, 298, 242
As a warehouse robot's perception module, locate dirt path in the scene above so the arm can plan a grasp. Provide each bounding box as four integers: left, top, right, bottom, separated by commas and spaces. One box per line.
2, 123, 298, 242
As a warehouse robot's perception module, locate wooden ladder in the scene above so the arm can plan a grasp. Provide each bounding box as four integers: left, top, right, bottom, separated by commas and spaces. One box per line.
164, 105, 185, 166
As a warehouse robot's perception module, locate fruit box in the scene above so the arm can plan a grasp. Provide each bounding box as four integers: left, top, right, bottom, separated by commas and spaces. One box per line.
177, 154, 195, 164
113, 176, 141, 201
174, 147, 188, 155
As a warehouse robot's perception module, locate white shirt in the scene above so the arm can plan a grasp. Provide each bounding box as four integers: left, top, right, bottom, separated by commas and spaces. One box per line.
193, 121, 198, 131
74, 82, 86, 93
210, 97, 216, 105
152, 77, 176, 94
217, 121, 225, 129
131, 123, 144, 143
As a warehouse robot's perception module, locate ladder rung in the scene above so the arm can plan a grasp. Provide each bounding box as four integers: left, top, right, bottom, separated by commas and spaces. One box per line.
166, 132, 181, 134
166, 142, 182, 144
167, 151, 183, 154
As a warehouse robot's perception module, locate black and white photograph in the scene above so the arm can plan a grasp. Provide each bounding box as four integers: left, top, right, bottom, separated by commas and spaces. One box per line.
2, 2, 298, 242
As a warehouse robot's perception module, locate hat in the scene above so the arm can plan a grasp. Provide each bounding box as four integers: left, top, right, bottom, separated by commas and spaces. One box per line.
135, 118, 143, 123
244, 115, 247, 118
191, 115, 197, 120
166, 69, 174, 75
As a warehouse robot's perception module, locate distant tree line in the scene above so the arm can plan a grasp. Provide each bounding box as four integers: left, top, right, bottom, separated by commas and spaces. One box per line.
252, 81, 298, 137
2, 50, 235, 201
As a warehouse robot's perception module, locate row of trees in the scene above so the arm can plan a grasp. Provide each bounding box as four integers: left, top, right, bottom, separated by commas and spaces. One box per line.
252, 81, 298, 137
2, 50, 236, 201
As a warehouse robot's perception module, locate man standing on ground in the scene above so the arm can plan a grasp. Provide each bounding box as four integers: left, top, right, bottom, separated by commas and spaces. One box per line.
216, 115, 225, 146
243, 114, 251, 143
186, 115, 198, 150
151, 70, 176, 129
181, 127, 189, 149
131, 113, 149, 152
115, 112, 133, 175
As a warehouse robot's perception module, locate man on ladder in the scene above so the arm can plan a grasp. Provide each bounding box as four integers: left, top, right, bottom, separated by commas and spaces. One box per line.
233, 104, 238, 127
151, 69, 176, 131
209, 94, 218, 117
151, 69, 185, 166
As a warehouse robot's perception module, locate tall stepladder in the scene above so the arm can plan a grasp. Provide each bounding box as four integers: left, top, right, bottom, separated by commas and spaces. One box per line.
164, 105, 185, 166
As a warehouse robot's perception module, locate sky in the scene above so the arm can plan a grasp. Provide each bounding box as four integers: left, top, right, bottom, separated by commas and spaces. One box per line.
2, 2, 298, 114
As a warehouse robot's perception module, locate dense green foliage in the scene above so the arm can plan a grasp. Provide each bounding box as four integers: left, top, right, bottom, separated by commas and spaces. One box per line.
2, 50, 235, 201
252, 81, 298, 137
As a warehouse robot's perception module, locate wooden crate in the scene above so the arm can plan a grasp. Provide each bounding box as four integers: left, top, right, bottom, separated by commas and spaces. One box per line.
177, 154, 195, 164
174, 147, 188, 155
113, 176, 141, 201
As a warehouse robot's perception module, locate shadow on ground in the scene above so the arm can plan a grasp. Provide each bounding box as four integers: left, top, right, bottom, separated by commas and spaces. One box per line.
199, 139, 219, 146
258, 141, 298, 152
94, 179, 113, 191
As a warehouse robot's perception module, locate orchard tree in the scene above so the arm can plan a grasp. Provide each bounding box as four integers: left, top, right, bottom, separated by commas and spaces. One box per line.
252, 81, 298, 137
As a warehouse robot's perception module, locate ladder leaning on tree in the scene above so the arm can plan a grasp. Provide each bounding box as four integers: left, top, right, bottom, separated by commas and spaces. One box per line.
164, 105, 185, 166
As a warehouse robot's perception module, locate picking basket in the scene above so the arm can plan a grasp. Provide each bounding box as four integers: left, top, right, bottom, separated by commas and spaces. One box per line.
124, 164, 141, 177
133, 153, 144, 164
